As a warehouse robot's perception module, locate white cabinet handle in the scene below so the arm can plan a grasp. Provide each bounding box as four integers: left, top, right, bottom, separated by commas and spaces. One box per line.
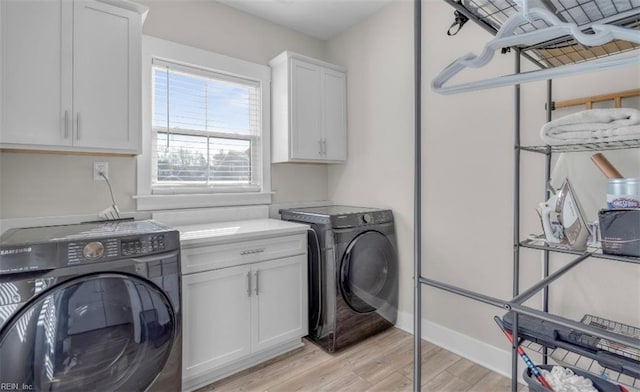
246, 271, 252, 297
322, 139, 327, 155
75, 113, 81, 140
240, 248, 264, 255
64, 111, 70, 139
255, 270, 259, 296
318, 139, 323, 155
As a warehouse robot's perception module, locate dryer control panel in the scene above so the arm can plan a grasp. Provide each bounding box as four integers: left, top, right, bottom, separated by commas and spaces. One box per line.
330, 210, 393, 228
280, 206, 394, 229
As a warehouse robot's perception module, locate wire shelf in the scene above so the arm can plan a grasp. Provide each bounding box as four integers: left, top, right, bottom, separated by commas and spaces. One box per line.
520, 238, 640, 264
582, 314, 640, 361
521, 340, 640, 391
520, 138, 640, 153
455, 0, 640, 68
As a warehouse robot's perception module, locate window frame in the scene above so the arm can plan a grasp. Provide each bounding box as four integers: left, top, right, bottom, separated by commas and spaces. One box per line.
136, 36, 271, 211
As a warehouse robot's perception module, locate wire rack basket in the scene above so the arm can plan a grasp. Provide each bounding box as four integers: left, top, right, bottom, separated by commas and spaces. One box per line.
456, 0, 640, 67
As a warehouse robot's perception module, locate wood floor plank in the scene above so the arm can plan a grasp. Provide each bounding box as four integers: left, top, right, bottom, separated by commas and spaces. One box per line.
365, 372, 413, 392
317, 371, 371, 392
266, 360, 354, 392
353, 338, 413, 384
421, 369, 473, 392
197, 327, 526, 392
444, 357, 492, 386
199, 342, 332, 392
398, 346, 463, 383
467, 371, 521, 392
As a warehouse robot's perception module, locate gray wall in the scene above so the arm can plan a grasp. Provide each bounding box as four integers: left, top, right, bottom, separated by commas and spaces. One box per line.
326, 0, 640, 367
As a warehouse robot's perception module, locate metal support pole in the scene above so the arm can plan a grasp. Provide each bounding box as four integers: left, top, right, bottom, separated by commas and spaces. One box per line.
543, 79, 553, 364
413, 0, 422, 390
511, 48, 522, 392
420, 277, 509, 309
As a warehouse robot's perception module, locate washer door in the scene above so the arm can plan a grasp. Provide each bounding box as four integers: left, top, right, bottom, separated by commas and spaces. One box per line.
339, 231, 397, 313
0, 273, 175, 392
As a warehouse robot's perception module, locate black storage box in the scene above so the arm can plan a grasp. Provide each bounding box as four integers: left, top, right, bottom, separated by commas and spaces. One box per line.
598, 209, 640, 258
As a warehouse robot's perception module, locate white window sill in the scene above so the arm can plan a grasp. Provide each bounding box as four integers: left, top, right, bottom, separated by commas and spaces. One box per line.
134, 192, 272, 211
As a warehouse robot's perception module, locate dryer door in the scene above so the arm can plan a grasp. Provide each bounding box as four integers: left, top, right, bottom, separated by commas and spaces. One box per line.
339, 231, 397, 314
0, 273, 175, 392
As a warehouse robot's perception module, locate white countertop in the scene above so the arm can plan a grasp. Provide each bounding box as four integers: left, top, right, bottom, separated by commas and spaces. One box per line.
174, 218, 308, 247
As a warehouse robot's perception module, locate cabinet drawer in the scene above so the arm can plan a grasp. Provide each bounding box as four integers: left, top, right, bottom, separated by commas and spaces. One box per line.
181, 234, 306, 275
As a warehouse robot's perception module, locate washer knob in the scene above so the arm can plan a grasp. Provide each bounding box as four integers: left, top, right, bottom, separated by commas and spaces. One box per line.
362, 213, 373, 224
83, 241, 104, 259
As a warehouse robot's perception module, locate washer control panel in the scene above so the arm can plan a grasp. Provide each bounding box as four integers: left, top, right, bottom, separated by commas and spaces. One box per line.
67, 234, 167, 264
121, 234, 166, 257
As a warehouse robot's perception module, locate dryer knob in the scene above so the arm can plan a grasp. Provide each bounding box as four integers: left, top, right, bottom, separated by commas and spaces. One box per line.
362, 214, 373, 224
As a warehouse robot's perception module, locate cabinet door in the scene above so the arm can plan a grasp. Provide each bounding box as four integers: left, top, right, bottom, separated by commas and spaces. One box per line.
290, 59, 323, 160
252, 255, 308, 353
0, 0, 72, 146
182, 265, 252, 379
73, 0, 140, 152
322, 69, 347, 161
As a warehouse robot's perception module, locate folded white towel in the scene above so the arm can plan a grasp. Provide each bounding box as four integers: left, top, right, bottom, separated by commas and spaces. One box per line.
541, 108, 640, 145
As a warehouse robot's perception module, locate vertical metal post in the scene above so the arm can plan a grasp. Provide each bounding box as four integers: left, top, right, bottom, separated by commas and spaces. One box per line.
511, 48, 522, 392
413, 0, 423, 390
543, 79, 553, 365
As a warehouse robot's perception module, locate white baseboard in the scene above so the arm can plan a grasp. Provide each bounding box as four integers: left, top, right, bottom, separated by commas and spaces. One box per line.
395, 311, 525, 384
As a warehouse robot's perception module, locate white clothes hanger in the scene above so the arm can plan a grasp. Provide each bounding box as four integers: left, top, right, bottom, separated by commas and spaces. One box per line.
431, 2, 640, 95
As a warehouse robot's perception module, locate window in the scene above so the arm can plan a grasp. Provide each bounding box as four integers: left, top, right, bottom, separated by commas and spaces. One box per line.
136, 37, 271, 210
152, 61, 260, 191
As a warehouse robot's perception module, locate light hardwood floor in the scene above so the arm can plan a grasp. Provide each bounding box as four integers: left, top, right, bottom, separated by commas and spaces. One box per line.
197, 327, 529, 392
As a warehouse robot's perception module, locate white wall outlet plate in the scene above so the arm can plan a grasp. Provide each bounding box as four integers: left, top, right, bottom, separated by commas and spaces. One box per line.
94, 161, 109, 180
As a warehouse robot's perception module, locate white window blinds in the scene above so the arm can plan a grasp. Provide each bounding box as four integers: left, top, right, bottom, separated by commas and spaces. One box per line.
151, 59, 261, 192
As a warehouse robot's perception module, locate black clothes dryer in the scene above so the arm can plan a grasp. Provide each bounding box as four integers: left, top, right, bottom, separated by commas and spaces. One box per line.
280, 206, 398, 352
0, 220, 182, 392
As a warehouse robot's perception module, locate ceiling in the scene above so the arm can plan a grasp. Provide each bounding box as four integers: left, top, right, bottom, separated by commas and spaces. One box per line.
216, 0, 393, 40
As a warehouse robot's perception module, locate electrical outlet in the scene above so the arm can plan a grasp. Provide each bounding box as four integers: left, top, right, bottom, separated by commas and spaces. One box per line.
94, 161, 109, 181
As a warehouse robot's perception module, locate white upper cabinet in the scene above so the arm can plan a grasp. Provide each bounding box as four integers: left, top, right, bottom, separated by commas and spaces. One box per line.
271, 51, 347, 163
0, 0, 145, 154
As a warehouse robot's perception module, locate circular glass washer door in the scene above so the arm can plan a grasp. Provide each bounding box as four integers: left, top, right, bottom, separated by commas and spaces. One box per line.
0, 273, 175, 392
339, 231, 397, 313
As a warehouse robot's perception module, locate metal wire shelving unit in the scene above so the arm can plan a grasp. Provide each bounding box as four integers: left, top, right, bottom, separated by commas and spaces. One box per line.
413, 1, 640, 391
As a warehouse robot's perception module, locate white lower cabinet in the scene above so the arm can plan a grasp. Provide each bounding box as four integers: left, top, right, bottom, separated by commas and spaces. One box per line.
252, 256, 307, 352
182, 265, 252, 377
181, 234, 308, 391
